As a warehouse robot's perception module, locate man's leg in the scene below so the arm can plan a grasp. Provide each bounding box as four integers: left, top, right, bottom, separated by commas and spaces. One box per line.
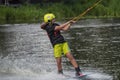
56, 57, 63, 74
66, 52, 83, 76
63, 42, 83, 76
54, 44, 63, 74
65, 52, 78, 68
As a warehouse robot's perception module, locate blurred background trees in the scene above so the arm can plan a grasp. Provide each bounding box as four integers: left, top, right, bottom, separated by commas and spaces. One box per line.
0, 0, 119, 24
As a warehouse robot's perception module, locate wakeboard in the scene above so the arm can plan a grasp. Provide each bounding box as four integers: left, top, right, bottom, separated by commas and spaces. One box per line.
64, 74, 88, 80
73, 74, 87, 79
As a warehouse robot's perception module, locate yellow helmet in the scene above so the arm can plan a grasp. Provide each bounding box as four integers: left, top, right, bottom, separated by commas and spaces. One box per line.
44, 13, 55, 23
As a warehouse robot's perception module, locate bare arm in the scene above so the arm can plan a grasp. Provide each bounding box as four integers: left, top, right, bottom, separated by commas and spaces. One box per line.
55, 20, 75, 31
62, 23, 71, 31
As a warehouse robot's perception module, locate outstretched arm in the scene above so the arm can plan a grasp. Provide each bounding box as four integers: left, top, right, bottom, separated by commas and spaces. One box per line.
55, 20, 76, 31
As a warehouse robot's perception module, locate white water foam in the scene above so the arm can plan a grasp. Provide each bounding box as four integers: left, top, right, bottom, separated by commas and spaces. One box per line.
84, 71, 113, 80
0, 56, 113, 79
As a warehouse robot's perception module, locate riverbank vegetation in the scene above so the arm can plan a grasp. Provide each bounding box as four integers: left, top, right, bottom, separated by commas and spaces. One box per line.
0, 0, 119, 24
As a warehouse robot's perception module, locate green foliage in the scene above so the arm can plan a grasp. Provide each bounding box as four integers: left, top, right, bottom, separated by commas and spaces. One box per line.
108, 0, 120, 16
0, 0, 119, 24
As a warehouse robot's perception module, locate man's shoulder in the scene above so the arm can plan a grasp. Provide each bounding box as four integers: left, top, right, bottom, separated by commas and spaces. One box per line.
40, 22, 49, 29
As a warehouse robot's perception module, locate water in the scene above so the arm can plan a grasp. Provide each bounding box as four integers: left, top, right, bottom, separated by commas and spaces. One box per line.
0, 18, 120, 80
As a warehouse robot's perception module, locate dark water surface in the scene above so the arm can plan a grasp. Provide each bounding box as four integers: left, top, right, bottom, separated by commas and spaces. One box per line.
0, 18, 120, 80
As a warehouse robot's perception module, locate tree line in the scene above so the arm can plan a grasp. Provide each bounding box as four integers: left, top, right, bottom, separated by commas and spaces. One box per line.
0, 0, 119, 24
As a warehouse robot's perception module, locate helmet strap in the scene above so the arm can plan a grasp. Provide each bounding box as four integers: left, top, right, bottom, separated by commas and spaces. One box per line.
48, 20, 53, 26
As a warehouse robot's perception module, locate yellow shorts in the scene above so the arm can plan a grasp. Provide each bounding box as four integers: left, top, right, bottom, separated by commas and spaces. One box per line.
53, 42, 71, 58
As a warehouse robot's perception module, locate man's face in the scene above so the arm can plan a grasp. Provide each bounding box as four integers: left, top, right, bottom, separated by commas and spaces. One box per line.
51, 18, 56, 23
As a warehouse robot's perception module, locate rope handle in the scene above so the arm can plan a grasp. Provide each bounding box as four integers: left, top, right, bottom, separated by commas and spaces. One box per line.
72, 0, 102, 22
